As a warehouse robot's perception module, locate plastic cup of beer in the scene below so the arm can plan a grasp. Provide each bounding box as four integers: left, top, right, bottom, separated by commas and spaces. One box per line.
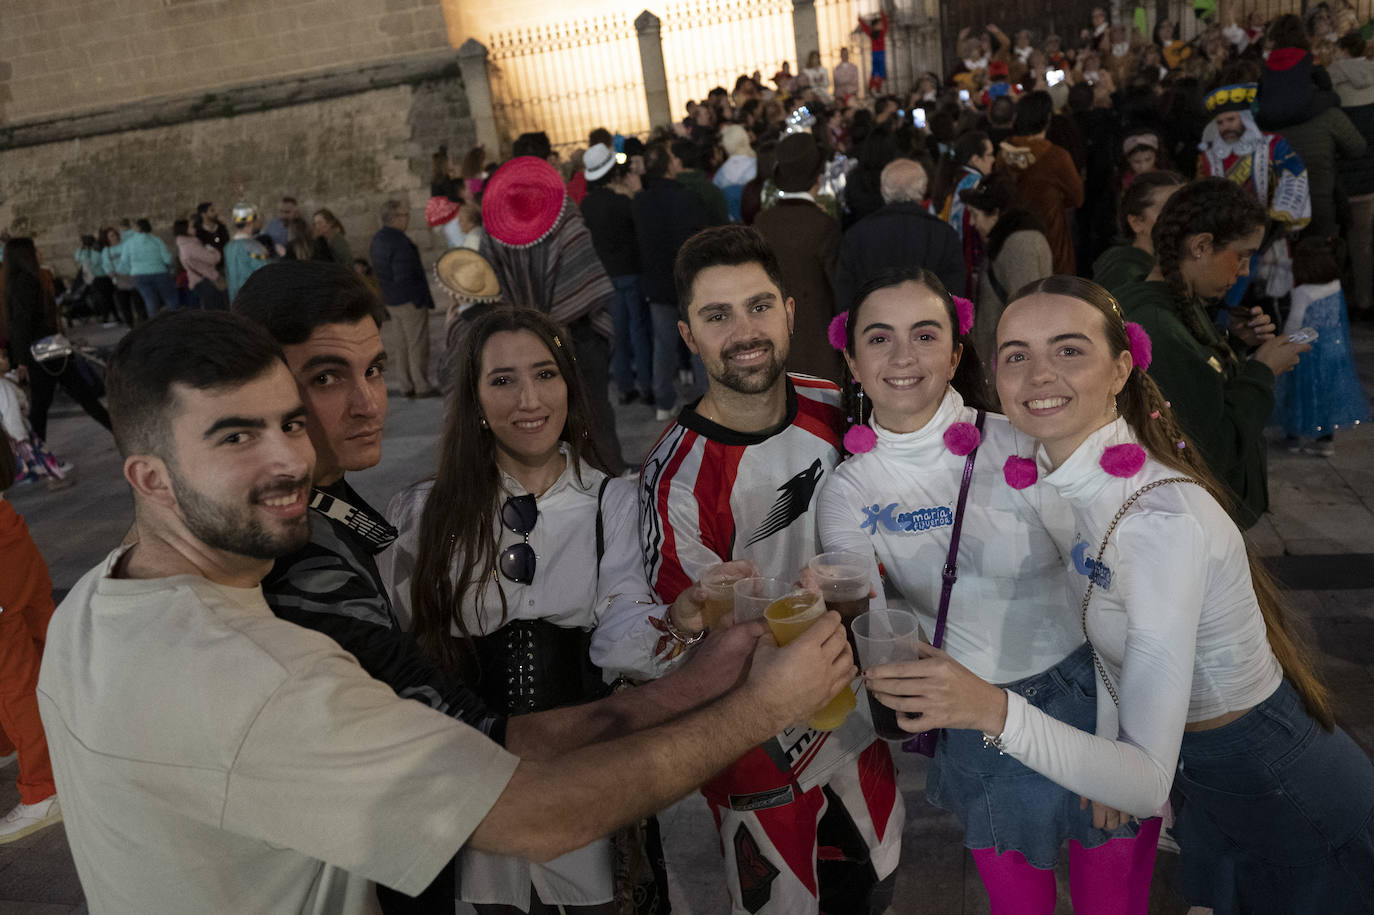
852, 608, 922, 741
764, 589, 857, 731
807, 551, 872, 644
700, 565, 747, 629
732, 577, 791, 623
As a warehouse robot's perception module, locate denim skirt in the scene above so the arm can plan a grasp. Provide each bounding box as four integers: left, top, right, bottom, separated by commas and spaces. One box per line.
1173, 678, 1374, 914
925, 643, 1139, 868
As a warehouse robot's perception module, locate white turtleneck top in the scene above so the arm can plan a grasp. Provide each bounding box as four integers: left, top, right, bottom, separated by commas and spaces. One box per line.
998, 418, 1283, 816
818, 388, 1082, 684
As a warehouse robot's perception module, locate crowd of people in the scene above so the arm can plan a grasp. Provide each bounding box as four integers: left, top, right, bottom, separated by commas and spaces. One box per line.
1, 4, 1374, 915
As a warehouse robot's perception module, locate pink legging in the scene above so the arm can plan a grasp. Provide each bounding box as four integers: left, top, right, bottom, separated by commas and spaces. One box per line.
970, 816, 1162, 915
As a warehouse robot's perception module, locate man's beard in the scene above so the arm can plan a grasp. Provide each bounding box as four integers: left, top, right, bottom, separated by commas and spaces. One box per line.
170, 470, 311, 561
708, 339, 788, 395
1220, 130, 1244, 143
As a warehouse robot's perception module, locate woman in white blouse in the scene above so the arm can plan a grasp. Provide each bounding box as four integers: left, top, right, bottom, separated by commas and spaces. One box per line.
383, 307, 726, 915
868, 276, 1374, 914
820, 268, 1161, 914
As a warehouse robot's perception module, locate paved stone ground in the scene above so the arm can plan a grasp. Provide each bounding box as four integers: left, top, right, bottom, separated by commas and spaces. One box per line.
2, 313, 1371, 914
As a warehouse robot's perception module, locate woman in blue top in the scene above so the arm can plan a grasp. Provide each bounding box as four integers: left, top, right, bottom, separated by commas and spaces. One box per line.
74, 235, 117, 324
116, 219, 177, 316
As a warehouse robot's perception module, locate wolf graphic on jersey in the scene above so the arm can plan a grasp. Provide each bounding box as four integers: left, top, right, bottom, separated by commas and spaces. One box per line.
746, 459, 825, 547
638, 375, 903, 915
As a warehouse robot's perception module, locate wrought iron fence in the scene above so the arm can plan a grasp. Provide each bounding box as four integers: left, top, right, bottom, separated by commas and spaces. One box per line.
486, 12, 649, 157
660, 0, 798, 113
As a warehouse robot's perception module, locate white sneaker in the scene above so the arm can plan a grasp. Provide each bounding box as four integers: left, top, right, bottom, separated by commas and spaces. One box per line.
0, 796, 62, 844
655, 407, 674, 422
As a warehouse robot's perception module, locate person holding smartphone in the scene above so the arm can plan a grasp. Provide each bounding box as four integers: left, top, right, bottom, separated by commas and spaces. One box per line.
1114, 178, 1310, 528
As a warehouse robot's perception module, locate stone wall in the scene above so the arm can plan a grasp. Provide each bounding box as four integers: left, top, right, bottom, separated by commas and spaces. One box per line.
0, 61, 475, 280
0, 0, 451, 126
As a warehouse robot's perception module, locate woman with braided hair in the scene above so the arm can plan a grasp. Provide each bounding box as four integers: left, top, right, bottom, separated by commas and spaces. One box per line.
867, 276, 1374, 914
1090, 170, 1184, 296
1113, 177, 1309, 529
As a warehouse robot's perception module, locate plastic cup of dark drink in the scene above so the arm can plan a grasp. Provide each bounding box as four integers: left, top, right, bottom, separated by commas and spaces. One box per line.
732, 577, 791, 623
852, 608, 922, 741
807, 551, 872, 645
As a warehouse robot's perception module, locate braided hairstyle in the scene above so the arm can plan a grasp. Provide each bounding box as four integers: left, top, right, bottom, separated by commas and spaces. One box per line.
1012, 275, 1334, 730
1151, 177, 1265, 352
839, 267, 992, 449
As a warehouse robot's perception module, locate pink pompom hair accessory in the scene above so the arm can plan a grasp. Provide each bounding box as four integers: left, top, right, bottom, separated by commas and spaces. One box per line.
1003, 455, 1038, 489
828, 311, 849, 352
952, 296, 975, 336
844, 424, 877, 454
1125, 322, 1152, 372
943, 421, 981, 456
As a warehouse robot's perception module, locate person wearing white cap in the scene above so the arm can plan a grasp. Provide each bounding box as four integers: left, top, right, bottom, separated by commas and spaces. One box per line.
581, 143, 653, 408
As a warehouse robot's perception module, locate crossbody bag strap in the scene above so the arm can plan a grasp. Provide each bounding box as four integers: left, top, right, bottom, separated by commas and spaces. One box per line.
594, 475, 613, 576
1080, 476, 1205, 706
931, 410, 986, 649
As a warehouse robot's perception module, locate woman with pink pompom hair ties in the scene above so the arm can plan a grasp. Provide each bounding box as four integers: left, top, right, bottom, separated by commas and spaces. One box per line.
867, 275, 1374, 914
816, 267, 1166, 914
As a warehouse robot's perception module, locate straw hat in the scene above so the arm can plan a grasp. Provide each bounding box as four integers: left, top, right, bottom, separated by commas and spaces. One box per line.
434, 248, 502, 303
482, 156, 568, 248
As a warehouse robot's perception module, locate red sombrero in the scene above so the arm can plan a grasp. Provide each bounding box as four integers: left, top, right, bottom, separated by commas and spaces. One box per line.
483, 156, 568, 248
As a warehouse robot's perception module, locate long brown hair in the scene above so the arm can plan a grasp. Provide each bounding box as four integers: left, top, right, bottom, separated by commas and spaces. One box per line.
408, 307, 610, 675
313, 208, 345, 237
1012, 275, 1334, 729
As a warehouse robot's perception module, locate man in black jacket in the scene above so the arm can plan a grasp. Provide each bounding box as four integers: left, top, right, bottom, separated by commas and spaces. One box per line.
633, 142, 708, 419
581, 144, 652, 405
369, 200, 438, 398
833, 159, 964, 309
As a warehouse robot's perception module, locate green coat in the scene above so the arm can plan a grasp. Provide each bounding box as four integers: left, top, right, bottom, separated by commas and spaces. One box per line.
1091, 244, 1154, 298
1115, 279, 1275, 528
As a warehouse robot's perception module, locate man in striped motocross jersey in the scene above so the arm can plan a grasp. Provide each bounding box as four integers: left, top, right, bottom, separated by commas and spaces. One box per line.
638, 227, 902, 915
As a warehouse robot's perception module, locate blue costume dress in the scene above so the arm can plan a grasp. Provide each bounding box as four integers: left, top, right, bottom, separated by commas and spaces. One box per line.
1274, 280, 1371, 437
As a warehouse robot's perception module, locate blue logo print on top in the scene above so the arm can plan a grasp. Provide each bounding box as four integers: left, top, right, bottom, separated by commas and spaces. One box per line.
860, 502, 954, 535
1071, 540, 1113, 589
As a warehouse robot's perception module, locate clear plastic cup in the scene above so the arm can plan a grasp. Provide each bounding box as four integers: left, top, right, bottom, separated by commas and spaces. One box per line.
807, 551, 872, 642
764, 589, 857, 731
700, 564, 748, 629
852, 608, 923, 741
732, 576, 792, 623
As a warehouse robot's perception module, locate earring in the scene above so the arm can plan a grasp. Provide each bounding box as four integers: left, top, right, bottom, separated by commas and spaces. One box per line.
843, 383, 876, 453
479, 416, 489, 429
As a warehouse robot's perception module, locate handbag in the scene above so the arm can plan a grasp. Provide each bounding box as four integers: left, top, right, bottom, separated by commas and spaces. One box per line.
903, 410, 986, 757
30, 334, 75, 365
1079, 477, 1203, 706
